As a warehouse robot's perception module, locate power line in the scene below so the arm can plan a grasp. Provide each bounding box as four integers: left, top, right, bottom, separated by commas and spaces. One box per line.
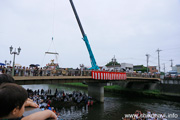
150, 56, 158, 63
161, 58, 170, 62
163, 47, 180, 51
149, 60, 157, 64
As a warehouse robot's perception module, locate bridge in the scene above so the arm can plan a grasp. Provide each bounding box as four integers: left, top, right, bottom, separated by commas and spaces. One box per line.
14, 76, 160, 85
14, 75, 160, 102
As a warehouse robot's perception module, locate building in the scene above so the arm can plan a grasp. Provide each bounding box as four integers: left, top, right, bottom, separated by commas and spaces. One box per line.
105, 56, 121, 71
172, 64, 180, 74
121, 63, 133, 72
148, 66, 158, 73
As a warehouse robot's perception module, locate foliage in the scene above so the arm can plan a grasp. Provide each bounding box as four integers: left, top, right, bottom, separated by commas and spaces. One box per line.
135, 68, 148, 73
134, 65, 149, 73
105, 61, 120, 67
62, 83, 179, 101
63, 83, 87, 87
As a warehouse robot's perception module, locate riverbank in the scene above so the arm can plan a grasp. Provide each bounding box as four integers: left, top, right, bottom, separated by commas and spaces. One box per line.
62, 83, 180, 102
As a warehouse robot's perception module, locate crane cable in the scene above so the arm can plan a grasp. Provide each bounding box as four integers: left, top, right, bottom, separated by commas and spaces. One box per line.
41, 0, 59, 67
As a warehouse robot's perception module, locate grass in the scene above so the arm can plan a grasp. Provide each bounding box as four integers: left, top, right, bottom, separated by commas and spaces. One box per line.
63, 82, 88, 88
62, 83, 179, 101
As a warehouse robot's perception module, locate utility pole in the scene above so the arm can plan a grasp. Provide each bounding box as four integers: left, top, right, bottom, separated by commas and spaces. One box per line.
156, 48, 162, 73
146, 54, 150, 73
163, 63, 165, 74
170, 59, 173, 69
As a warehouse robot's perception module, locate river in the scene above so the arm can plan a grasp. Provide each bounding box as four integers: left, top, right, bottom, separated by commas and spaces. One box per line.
22, 84, 180, 120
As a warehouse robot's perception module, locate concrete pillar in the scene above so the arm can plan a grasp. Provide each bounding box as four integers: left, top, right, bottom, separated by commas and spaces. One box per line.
87, 82, 106, 102
148, 83, 158, 90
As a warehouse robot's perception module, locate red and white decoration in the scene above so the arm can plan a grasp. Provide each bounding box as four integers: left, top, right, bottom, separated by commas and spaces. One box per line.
91, 71, 126, 80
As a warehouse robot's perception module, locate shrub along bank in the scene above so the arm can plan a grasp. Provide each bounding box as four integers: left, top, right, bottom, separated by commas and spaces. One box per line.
62, 83, 180, 102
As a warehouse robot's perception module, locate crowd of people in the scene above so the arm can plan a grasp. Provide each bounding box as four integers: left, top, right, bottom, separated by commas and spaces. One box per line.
0, 65, 47, 76
0, 65, 90, 76
27, 88, 94, 109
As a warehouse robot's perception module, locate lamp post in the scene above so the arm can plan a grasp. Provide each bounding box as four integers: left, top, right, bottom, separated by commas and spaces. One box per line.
146, 54, 149, 73
80, 64, 84, 76
9, 46, 21, 76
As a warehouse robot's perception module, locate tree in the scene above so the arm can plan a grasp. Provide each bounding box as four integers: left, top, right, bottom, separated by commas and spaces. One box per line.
106, 61, 120, 67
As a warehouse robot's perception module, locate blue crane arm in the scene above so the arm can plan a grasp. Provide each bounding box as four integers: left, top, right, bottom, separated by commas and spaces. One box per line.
69, 0, 99, 70
83, 35, 99, 70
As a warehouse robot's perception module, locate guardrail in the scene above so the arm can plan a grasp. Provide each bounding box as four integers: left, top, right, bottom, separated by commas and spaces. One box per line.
2, 68, 161, 79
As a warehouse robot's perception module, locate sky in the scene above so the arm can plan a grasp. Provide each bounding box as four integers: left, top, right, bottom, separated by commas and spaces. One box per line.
0, 0, 180, 72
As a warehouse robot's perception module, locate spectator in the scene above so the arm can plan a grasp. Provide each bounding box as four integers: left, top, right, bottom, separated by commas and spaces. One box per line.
0, 74, 38, 108
0, 83, 57, 120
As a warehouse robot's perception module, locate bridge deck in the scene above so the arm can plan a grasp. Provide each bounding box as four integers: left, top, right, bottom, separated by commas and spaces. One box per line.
14, 76, 92, 80
13, 76, 160, 85
126, 77, 160, 82
14, 76, 93, 85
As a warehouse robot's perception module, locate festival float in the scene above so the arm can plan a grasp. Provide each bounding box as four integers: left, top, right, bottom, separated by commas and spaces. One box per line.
44, 59, 60, 76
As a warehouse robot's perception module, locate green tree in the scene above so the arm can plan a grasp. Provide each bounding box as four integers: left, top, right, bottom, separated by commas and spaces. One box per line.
106, 61, 120, 66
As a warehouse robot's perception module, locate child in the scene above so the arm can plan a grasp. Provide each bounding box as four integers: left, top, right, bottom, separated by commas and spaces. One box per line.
0, 83, 57, 120
0, 74, 39, 108
0, 74, 15, 84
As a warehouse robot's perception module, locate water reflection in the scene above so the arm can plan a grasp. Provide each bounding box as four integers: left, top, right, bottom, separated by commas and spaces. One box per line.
56, 106, 89, 120
22, 84, 180, 120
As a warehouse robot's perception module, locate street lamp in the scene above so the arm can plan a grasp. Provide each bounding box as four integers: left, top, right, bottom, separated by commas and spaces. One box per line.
9, 45, 21, 76
80, 64, 84, 76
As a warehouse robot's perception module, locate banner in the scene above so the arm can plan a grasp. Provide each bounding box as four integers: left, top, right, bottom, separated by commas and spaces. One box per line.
92, 71, 126, 80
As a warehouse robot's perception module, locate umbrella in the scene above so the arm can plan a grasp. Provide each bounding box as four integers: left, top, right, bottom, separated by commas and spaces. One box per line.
29, 64, 40, 67
0, 63, 5, 66
29, 64, 36, 67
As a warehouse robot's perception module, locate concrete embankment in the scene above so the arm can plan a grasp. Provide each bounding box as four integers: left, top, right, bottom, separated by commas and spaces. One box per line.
158, 84, 180, 94
62, 82, 180, 102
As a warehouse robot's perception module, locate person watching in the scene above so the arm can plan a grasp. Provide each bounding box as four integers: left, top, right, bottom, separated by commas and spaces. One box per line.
0, 74, 38, 108
0, 83, 57, 120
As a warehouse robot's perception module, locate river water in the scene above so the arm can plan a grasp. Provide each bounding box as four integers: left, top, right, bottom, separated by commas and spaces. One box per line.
22, 84, 180, 120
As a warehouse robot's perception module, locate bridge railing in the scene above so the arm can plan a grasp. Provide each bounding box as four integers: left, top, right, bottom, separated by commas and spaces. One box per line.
2, 67, 161, 78
126, 72, 160, 78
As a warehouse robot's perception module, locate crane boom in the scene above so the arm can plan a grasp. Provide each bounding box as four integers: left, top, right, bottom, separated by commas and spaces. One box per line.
69, 0, 99, 70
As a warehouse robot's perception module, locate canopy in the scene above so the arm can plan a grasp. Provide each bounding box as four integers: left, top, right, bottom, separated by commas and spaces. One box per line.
0, 63, 5, 66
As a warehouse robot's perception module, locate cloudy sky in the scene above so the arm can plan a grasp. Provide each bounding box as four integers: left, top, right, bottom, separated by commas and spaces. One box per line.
0, 0, 180, 72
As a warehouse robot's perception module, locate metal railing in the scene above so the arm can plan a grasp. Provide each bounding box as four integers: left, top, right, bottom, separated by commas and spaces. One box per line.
0, 67, 162, 79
